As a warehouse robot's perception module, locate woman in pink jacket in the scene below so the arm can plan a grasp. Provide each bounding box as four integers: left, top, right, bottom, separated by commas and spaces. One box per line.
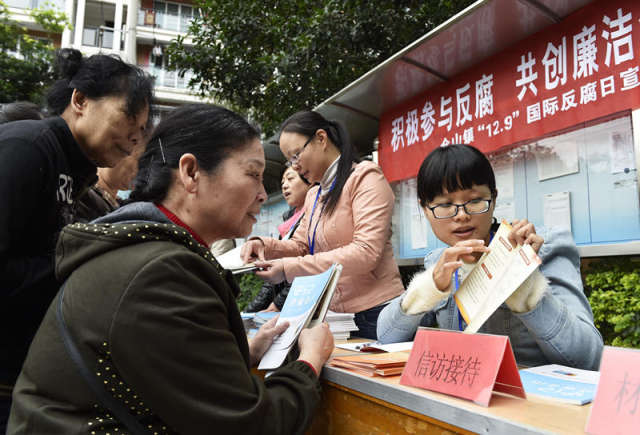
241, 111, 404, 339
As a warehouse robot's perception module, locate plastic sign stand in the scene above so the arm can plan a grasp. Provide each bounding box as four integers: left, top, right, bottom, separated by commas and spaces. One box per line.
400, 328, 525, 406
586, 346, 640, 434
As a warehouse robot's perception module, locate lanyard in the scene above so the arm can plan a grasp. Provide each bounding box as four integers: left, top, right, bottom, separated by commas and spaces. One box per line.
455, 231, 495, 331
307, 179, 336, 255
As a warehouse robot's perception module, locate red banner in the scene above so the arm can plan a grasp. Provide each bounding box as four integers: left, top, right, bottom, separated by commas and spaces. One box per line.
379, 0, 640, 183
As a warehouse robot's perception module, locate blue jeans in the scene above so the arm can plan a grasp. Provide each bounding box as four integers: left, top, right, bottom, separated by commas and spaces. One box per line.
354, 304, 387, 340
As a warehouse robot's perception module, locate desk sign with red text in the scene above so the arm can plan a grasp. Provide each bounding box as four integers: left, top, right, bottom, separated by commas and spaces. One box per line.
586, 346, 640, 434
400, 328, 525, 406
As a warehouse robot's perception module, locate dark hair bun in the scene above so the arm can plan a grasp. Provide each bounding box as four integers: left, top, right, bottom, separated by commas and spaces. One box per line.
55, 48, 83, 80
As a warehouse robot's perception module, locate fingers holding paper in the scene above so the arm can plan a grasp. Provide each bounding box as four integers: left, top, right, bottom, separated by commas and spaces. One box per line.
509, 219, 544, 253
254, 259, 286, 284
433, 240, 489, 291
249, 315, 289, 367
240, 239, 266, 263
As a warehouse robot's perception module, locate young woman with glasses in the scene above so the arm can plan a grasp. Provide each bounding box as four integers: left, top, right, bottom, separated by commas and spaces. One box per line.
241, 110, 405, 339
376, 144, 603, 370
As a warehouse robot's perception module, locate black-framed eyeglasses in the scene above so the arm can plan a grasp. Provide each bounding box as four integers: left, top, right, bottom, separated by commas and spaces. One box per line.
288, 131, 316, 165
426, 198, 493, 219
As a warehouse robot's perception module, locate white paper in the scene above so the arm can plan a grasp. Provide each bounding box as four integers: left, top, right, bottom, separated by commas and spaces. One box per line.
215, 245, 250, 270
609, 130, 636, 174
543, 191, 571, 231
535, 140, 579, 181
405, 179, 427, 250
410, 207, 427, 249
493, 200, 516, 223
493, 159, 515, 199
454, 222, 542, 334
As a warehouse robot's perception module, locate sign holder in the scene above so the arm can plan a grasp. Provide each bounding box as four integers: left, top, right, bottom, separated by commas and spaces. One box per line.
400, 328, 525, 406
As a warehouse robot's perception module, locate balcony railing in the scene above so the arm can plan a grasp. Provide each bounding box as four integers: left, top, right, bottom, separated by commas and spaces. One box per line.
137, 7, 196, 34
5, 0, 63, 11
143, 65, 194, 90
82, 25, 117, 49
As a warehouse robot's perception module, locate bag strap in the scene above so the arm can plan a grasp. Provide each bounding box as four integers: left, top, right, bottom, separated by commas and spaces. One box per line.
55, 283, 148, 435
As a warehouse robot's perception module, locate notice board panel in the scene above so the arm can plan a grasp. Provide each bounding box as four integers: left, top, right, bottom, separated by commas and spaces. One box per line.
391, 114, 640, 261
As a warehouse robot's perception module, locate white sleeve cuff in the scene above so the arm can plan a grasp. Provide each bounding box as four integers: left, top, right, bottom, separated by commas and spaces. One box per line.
401, 265, 452, 315
505, 268, 548, 313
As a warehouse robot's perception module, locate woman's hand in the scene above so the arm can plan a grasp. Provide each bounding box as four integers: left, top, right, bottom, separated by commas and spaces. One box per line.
248, 316, 289, 367
297, 323, 334, 375
432, 240, 489, 291
240, 239, 266, 263
509, 219, 544, 253
254, 259, 286, 284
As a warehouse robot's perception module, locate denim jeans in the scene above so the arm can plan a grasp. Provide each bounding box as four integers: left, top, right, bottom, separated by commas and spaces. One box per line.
354, 304, 388, 340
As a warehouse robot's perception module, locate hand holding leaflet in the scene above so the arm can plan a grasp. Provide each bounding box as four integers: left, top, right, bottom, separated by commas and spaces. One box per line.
258, 264, 342, 370
454, 221, 541, 333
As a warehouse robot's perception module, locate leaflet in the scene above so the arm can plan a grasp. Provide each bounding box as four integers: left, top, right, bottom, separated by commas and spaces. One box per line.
454, 221, 541, 333
258, 264, 342, 370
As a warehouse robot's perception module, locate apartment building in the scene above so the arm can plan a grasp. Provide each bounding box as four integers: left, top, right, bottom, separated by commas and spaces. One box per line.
6, 0, 207, 112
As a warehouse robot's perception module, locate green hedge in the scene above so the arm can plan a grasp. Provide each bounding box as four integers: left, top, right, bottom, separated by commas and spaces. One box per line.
584, 257, 640, 349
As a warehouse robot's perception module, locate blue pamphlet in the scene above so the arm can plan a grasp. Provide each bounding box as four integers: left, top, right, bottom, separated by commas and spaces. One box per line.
258, 263, 342, 370
519, 364, 600, 405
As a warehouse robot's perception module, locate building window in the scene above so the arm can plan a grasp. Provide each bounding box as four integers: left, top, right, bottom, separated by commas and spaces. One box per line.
143, 51, 194, 90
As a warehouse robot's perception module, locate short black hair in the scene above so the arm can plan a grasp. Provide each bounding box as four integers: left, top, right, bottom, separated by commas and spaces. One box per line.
417, 144, 497, 207
46, 48, 154, 118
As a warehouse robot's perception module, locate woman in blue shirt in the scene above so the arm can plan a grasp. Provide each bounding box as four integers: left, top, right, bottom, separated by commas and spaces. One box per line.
377, 144, 603, 370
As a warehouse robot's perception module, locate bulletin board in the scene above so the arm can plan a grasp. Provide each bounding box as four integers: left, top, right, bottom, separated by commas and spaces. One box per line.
247, 195, 290, 240
391, 113, 640, 263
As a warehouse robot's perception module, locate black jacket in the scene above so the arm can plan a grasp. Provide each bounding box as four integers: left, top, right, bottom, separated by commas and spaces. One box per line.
0, 117, 97, 386
9, 202, 320, 434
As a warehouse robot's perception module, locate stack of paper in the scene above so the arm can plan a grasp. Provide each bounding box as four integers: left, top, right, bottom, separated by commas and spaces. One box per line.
215, 246, 260, 274
325, 311, 358, 340
329, 352, 410, 377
